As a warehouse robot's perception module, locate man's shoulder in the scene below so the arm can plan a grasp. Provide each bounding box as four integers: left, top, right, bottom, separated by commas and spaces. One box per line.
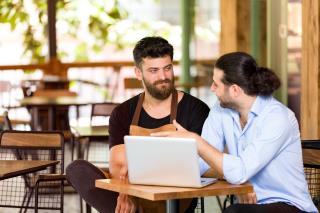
259, 96, 290, 116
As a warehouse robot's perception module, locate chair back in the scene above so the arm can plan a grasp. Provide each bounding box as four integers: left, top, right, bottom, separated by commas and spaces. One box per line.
123, 78, 143, 98
0, 80, 12, 108
91, 102, 119, 125
0, 111, 12, 130
0, 130, 64, 211
302, 140, 320, 209
66, 160, 117, 213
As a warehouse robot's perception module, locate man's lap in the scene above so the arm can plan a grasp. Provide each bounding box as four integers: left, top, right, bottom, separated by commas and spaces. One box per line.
223, 202, 306, 213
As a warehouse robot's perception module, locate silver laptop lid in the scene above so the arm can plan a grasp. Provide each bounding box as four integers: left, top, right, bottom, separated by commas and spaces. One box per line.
124, 135, 204, 187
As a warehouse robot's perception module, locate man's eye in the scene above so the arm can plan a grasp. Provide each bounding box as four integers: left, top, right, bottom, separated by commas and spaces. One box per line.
164, 66, 172, 71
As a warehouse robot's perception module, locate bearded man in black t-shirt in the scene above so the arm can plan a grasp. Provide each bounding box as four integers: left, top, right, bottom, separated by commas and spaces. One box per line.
108, 36, 210, 213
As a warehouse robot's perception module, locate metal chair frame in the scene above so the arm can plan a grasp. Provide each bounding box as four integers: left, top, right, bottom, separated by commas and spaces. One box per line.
0, 130, 65, 213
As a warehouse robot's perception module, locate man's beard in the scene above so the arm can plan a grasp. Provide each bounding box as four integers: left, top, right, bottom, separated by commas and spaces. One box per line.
143, 77, 175, 100
220, 100, 235, 109
219, 96, 237, 110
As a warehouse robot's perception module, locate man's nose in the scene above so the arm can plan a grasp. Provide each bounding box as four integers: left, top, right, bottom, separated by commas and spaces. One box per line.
211, 83, 216, 92
158, 70, 166, 80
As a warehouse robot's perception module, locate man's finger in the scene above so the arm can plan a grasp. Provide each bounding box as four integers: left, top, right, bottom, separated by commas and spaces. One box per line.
130, 205, 137, 213
252, 192, 257, 204
116, 195, 122, 213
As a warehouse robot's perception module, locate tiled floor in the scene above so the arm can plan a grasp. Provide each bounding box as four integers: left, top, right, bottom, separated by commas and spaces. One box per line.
0, 194, 223, 212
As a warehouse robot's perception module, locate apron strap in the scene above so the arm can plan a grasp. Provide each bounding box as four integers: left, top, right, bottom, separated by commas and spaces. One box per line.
170, 89, 178, 123
131, 89, 178, 125
131, 93, 145, 125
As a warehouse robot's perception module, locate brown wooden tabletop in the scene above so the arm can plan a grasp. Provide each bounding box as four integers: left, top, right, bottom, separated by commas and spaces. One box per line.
95, 179, 253, 201
20, 96, 106, 130
20, 96, 105, 107
0, 160, 59, 180
71, 125, 109, 138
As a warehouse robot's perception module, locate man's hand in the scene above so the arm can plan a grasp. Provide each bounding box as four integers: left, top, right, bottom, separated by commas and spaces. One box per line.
115, 194, 138, 213
237, 192, 257, 204
151, 120, 197, 139
119, 165, 128, 180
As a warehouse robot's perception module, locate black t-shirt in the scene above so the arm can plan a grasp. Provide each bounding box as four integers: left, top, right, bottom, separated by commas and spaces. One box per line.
109, 92, 210, 149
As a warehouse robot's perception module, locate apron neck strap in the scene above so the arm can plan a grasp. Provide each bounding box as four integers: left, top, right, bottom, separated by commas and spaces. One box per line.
170, 89, 178, 123
131, 90, 178, 125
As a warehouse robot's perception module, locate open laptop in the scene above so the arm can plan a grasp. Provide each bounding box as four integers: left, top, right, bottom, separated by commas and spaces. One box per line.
124, 135, 217, 188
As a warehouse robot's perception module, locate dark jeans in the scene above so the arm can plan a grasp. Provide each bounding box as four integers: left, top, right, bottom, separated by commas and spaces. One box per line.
223, 202, 307, 213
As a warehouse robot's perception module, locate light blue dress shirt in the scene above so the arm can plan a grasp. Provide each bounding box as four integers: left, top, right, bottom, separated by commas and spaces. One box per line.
200, 96, 318, 213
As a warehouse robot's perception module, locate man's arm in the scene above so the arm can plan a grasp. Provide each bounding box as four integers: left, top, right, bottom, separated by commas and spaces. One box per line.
108, 105, 138, 213
109, 144, 127, 179
202, 168, 223, 179
153, 108, 292, 185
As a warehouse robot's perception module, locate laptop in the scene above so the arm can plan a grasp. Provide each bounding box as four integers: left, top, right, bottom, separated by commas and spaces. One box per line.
124, 135, 217, 188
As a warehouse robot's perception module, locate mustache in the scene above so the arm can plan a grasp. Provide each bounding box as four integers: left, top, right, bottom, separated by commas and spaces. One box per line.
154, 79, 173, 85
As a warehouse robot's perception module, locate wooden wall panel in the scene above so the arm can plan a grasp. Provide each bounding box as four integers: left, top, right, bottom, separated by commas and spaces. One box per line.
301, 0, 320, 139
220, 0, 250, 54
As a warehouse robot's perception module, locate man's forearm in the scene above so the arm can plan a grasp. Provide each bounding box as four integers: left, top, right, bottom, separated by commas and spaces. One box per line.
109, 144, 127, 179
202, 168, 223, 179
194, 134, 224, 177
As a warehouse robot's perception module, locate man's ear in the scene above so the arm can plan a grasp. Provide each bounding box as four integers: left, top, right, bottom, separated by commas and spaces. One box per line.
230, 84, 242, 97
134, 67, 142, 81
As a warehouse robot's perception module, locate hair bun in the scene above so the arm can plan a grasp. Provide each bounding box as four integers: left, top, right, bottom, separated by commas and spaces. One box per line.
250, 67, 281, 96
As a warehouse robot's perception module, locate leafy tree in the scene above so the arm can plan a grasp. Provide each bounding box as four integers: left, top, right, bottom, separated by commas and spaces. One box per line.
0, 0, 127, 63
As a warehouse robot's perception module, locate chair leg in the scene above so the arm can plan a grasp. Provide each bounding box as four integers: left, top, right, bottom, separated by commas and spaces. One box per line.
86, 140, 91, 161
215, 196, 223, 212
60, 179, 64, 213
35, 182, 40, 213
71, 136, 75, 161
20, 188, 34, 213
86, 202, 92, 213
19, 190, 29, 213
200, 197, 205, 213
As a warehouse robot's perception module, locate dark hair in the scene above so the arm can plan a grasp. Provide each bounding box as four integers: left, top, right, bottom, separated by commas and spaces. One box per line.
215, 52, 280, 96
133, 36, 174, 68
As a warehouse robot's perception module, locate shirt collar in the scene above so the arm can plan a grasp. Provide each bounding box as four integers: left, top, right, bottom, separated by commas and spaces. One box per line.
250, 95, 271, 116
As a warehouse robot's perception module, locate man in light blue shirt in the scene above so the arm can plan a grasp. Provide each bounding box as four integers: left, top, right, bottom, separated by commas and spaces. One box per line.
153, 52, 318, 213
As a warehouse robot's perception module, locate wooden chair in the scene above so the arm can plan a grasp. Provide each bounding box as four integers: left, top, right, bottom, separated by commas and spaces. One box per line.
76, 102, 119, 163
0, 80, 12, 109
302, 140, 320, 210
123, 77, 143, 98
0, 130, 65, 213
0, 111, 30, 131
0, 111, 12, 130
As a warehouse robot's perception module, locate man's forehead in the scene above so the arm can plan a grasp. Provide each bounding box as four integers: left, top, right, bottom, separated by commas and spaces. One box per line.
141, 56, 172, 68
213, 68, 224, 79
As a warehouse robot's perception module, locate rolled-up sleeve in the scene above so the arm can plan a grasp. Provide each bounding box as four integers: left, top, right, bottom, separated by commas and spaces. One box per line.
199, 105, 225, 175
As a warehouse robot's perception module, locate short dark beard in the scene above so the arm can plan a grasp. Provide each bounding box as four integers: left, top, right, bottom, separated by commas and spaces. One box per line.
143, 77, 175, 100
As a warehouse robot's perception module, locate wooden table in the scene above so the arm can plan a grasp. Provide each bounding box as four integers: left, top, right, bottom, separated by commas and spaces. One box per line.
71, 125, 109, 139
96, 179, 253, 213
20, 96, 106, 130
0, 160, 59, 180
71, 125, 109, 160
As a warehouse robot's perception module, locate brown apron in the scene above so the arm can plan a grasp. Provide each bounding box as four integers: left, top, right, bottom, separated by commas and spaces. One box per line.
129, 90, 192, 213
